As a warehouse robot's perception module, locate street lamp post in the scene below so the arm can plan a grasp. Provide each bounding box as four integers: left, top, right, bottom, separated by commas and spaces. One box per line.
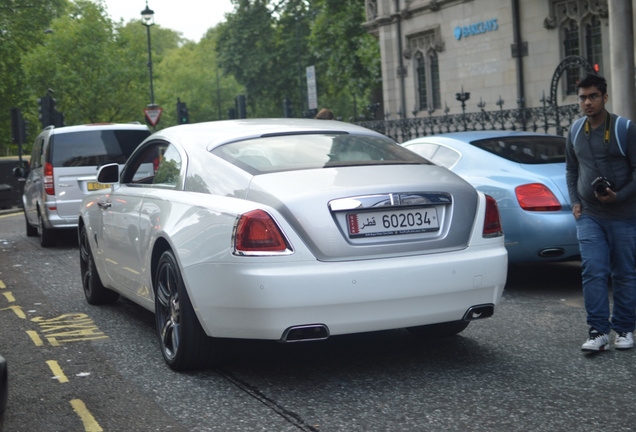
141, 2, 156, 107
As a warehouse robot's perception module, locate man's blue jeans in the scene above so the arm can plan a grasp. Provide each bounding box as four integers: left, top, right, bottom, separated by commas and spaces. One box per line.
576, 215, 636, 334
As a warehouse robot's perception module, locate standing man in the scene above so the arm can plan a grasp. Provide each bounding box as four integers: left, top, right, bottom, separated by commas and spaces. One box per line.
566, 73, 636, 352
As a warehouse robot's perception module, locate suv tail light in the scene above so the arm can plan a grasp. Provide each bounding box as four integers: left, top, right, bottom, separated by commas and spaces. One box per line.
515, 183, 562, 211
44, 162, 55, 196
483, 195, 503, 238
233, 210, 292, 255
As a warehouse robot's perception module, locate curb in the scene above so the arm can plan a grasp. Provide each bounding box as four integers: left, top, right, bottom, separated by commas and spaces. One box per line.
0, 207, 23, 216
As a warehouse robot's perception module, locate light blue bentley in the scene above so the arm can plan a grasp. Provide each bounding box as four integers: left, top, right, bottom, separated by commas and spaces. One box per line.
402, 131, 579, 264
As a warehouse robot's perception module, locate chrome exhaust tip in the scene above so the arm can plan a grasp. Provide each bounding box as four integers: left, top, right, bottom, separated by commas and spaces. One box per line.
280, 324, 330, 342
538, 247, 565, 258
462, 304, 495, 321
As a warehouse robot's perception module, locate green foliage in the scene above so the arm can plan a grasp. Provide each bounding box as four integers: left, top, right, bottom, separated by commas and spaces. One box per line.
216, 0, 380, 120
0, 0, 381, 156
0, 0, 68, 155
22, 1, 182, 129
308, 0, 381, 120
155, 28, 243, 125
216, 0, 281, 117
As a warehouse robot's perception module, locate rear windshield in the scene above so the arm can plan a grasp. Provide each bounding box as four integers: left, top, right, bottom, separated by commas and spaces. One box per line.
212, 133, 431, 174
49, 129, 151, 167
471, 135, 566, 164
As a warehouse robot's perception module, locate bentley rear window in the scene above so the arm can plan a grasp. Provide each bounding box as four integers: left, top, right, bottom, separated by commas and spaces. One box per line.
212, 133, 431, 174
472, 136, 566, 164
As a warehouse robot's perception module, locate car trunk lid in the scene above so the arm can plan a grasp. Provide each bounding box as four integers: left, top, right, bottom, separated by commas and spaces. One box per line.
245, 164, 479, 261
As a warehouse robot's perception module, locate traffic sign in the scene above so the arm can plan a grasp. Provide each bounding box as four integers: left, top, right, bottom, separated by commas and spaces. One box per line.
144, 106, 163, 127
306, 65, 317, 110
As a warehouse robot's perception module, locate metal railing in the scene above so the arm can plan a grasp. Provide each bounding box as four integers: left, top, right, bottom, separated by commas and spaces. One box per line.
356, 103, 581, 143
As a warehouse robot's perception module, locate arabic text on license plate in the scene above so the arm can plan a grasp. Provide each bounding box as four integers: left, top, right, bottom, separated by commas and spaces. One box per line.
87, 182, 109, 191
347, 207, 439, 238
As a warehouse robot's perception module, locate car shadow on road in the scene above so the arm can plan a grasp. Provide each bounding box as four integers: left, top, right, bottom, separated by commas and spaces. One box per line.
505, 261, 582, 298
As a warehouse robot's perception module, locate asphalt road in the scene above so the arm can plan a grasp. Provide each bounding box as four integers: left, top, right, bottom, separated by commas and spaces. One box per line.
1, 209, 635, 432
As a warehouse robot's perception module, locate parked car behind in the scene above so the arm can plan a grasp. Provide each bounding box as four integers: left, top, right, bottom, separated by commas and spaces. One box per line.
15, 123, 151, 247
79, 119, 508, 371
402, 131, 578, 264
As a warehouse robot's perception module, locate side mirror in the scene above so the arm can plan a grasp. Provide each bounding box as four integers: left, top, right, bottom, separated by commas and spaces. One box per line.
97, 163, 120, 183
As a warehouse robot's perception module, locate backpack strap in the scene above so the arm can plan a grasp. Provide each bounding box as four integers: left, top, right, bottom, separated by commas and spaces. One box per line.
614, 115, 631, 157
570, 117, 586, 147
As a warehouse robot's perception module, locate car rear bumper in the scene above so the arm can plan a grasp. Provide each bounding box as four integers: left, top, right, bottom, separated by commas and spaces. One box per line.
42, 206, 79, 229
500, 208, 579, 263
183, 243, 507, 340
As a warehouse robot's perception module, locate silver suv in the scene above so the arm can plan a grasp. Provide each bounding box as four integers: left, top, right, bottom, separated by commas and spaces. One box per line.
16, 123, 151, 246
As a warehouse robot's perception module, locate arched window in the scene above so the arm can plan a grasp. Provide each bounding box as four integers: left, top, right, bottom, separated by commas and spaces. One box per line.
586, 15, 602, 74
430, 51, 441, 109
563, 20, 580, 95
416, 53, 428, 110
415, 50, 441, 111
409, 28, 443, 113
548, 0, 606, 96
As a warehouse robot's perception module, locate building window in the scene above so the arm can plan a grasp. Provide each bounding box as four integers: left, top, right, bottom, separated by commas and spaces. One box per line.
586, 15, 602, 74
430, 52, 441, 109
415, 50, 441, 111
416, 53, 428, 110
549, 0, 607, 95
408, 28, 443, 112
563, 20, 580, 95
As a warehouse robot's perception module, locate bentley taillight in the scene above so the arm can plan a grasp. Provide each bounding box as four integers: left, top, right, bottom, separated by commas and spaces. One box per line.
234, 210, 291, 255
44, 162, 54, 195
483, 195, 503, 238
515, 183, 562, 211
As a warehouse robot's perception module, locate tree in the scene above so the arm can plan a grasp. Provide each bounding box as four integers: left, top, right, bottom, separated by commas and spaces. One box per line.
22, 0, 181, 128
216, 0, 282, 117
0, 0, 68, 154
155, 27, 243, 125
216, 0, 380, 120
308, 0, 381, 120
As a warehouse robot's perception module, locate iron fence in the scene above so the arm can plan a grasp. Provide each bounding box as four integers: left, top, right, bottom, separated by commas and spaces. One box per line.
356, 103, 581, 143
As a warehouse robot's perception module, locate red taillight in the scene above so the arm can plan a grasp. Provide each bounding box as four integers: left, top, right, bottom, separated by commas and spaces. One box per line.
234, 210, 290, 253
44, 162, 54, 195
515, 183, 562, 211
483, 195, 503, 238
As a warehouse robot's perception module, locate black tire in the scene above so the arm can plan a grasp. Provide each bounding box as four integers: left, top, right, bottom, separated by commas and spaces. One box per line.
25, 211, 37, 237
38, 211, 56, 247
406, 320, 470, 338
79, 226, 119, 305
154, 250, 220, 371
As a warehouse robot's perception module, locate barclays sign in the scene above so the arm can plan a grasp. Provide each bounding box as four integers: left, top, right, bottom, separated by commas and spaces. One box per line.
454, 18, 498, 40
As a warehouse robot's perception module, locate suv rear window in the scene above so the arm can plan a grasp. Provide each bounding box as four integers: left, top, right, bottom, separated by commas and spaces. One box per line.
49, 129, 151, 167
471, 136, 566, 164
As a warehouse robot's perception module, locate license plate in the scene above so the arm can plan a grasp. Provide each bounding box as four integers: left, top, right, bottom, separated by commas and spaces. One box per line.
87, 182, 109, 191
347, 207, 439, 238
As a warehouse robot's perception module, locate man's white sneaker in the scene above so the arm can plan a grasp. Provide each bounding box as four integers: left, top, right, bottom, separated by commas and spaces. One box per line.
581, 330, 610, 351
614, 332, 634, 350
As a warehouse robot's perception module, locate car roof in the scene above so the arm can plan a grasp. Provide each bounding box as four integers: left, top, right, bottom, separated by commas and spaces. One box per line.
418, 130, 562, 142
48, 123, 150, 135
150, 119, 389, 150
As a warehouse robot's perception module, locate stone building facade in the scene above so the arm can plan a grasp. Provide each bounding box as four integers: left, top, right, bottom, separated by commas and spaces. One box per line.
363, 0, 635, 122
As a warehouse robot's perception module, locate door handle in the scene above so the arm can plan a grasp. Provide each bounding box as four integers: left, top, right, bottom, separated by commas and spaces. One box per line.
97, 201, 112, 209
